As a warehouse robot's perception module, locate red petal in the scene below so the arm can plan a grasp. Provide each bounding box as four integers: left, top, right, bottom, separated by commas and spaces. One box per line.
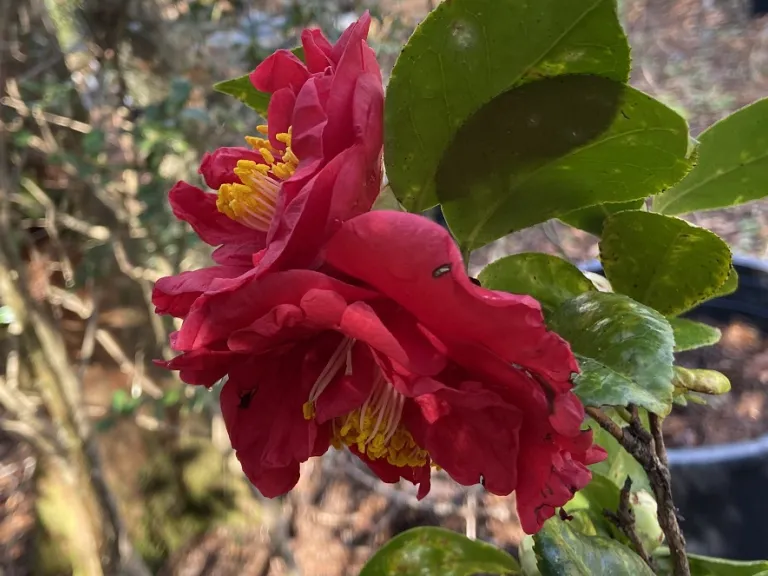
176, 270, 375, 351
199, 147, 265, 189
169, 181, 260, 246
349, 445, 432, 498
405, 378, 522, 495
301, 28, 333, 73
267, 87, 296, 149
330, 12, 372, 64
211, 243, 264, 266
249, 49, 309, 94
220, 344, 331, 496
324, 211, 578, 388
153, 266, 249, 318
158, 349, 236, 386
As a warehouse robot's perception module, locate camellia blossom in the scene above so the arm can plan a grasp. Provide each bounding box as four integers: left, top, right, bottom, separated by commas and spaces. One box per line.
156, 211, 605, 534
153, 12, 383, 314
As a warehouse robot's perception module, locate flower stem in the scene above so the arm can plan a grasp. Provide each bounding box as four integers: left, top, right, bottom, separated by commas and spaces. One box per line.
586, 407, 690, 576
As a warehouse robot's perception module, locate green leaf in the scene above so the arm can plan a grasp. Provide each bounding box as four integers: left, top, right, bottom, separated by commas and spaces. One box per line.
714, 264, 739, 298
533, 517, 655, 576
600, 211, 732, 316
669, 318, 721, 352
360, 527, 520, 576
673, 366, 731, 395
654, 549, 768, 576
213, 74, 270, 117
564, 473, 620, 539
384, 0, 631, 213
519, 536, 541, 576
589, 422, 651, 492
653, 98, 768, 215
560, 199, 645, 236
478, 253, 595, 313
549, 292, 675, 415
439, 78, 691, 249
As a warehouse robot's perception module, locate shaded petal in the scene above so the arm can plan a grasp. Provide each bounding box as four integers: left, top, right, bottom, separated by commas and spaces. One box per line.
339, 301, 446, 376
291, 75, 331, 164
220, 342, 331, 497
267, 87, 296, 149
156, 348, 237, 387
350, 445, 432, 499
405, 378, 522, 495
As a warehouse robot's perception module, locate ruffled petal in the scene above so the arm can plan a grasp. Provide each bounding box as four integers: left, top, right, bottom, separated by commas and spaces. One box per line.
404, 377, 522, 495
324, 211, 578, 388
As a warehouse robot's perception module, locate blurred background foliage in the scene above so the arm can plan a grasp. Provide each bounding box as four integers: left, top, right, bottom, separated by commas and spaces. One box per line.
1, 0, 767, 574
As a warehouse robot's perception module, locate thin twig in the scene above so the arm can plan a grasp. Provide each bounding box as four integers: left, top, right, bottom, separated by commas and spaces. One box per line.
605, 477, 653, 568
649, 413, 669, 468
587, 407, 690, 576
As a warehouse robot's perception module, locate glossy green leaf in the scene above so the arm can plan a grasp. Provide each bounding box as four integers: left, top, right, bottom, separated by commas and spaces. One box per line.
213, 74, 270, 117
534, 517, 655, 576
372, 186, 404, 211
589, 422, 651, 492
479, 253, 595, 313
669, 318, 721, 352
550, 292, 675, 415
654, 549, 768, 576
564, 473, 620, 539
384, 0, 630, 213
600, 211, 732, 316
653, 98, 768, 214
560, 199, 645, 236
359, 527, 520, 576
439, 78, 691, 249
673, 366, 731, 395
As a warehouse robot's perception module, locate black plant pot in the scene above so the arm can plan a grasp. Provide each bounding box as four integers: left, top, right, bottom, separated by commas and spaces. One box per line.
580, 255, 768, 560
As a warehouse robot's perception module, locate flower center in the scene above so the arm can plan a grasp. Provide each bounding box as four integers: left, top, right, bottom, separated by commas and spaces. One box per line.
331, 374, 429, 468
301, 338, 428, 469
216, 125, 299, 231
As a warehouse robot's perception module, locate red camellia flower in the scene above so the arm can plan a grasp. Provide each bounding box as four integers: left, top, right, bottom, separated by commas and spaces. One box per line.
157, 211, 605, 534
153, 13, 383, 313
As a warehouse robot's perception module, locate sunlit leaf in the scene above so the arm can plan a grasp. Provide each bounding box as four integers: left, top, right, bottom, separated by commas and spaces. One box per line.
600, 211, 732, 316
479, 253, 595, 314
672, 366, 731, 395
654, 549, 768, 576
359, 527, 520, 576
653, 98, 768, 215
384, 0, 630, 212
669, 318, 721, 352
550, 292, 675, 415
534, 517, 655, 575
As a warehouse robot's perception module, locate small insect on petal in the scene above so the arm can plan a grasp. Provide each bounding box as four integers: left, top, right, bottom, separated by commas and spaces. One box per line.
432, 263, 452, 278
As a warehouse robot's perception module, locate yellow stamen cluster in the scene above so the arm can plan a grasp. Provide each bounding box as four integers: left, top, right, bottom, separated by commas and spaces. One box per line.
330, 378, 428, 468
216, 125, 299, 230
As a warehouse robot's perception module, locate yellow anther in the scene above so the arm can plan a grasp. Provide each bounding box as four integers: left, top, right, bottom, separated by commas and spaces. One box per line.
302, 401, 316, 420
245, 136, 271, 150
259, 147, 276, 165
218, 125, 300, 229
330, 385, 429, 468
